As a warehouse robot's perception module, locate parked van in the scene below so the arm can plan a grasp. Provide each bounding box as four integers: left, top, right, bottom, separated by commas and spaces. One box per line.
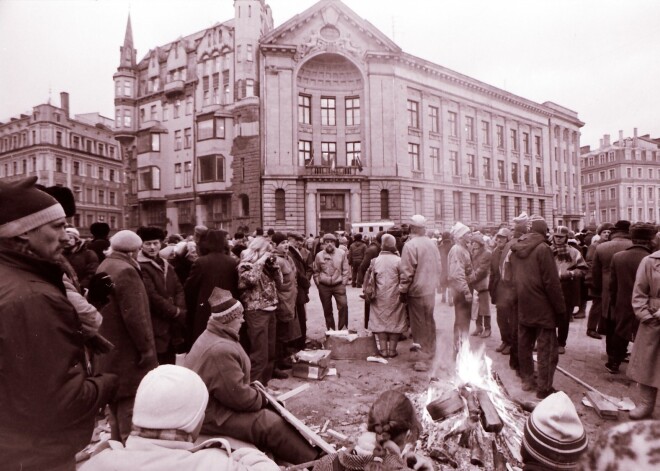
350, 221, 395, 236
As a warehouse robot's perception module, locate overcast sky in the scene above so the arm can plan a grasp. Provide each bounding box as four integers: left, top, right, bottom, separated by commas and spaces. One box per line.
1, 0, 659, 148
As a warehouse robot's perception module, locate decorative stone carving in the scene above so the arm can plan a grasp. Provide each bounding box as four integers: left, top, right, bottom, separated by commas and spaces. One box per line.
294, 29, 363, 62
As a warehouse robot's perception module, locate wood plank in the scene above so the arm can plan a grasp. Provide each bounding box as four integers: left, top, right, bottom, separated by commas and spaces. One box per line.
585, 391, 618, 420
277, 383, 311, 402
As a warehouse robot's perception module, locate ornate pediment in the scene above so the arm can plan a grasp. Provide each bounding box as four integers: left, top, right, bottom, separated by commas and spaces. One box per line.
262, 0, 400, 63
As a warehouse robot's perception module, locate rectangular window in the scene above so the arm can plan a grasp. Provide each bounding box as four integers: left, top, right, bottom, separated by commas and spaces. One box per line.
431, 147, 441, 173
150, 105, 157, 120
298, 140, 312, 166
412, 187, 423, 215
184, 128, 192, 148
174, 130, 182, 150
407, 100, 419, 128
448, 111, 458, 137
321, 97, 336, 126
98, 166, 104, 181
453, 191, 462, 219
109, 169, 115, 182
470, 193, 479, 221
321, 142, 336, 167
151, 133, 160, 152
482, 157, 491, 180
497, 160, 505, 182
481, 120, 490, 145
73, 161, 80, 176
138, 167, 160, 190
609, 169, 615, 179
434, 189, 444, 219
163, 104, 169, 121
527, 198, 534, 215
198, 155, 224, 182
174, 99, 181, 118
345, 97, 360, 126
98, 190, 105, 204
496, 125, 504, 148
514, 197, 522, 216
319, 194, 345, 211
523, 132, 530, 154
536, 167, 542, 187
486, 195, 494, 222
449, 150, 459, 176
298, 94, 311, 124
534, 135, 541, 155
610, 188, 616, 199
429, 106, 439, 133
246, 79, 254, 97
186, 96, 193, 115
55, 157, 63, 172
511, 162, 519, 183
467, 154, 476, 178
409, 143, 420, 171
184, 162, 192, 187
109, 192, 116, 206
510, 129, 518, 151
86, 187, 93, 203
174, 163, 182, 188
347, 142, 362, 167
465, 116, 474, 141
246, 44, 253, 61
501, 196, 509, 221
524, 165, 531, 185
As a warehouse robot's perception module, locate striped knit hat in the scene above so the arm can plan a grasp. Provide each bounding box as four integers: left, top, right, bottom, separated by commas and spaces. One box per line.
522, 391, 588, 469
0, 177, 66, 238
208, 287, 243, 323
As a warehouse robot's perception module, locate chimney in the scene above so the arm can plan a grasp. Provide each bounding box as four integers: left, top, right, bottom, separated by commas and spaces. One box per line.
604, 134, 610, 147
633, 127, 638, 147
599, 138, 604, 149
619, 130, 623, 145
60, 92, 70, 118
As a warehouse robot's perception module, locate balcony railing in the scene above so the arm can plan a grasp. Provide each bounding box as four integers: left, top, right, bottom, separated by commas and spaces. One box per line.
304, 165, 361, 176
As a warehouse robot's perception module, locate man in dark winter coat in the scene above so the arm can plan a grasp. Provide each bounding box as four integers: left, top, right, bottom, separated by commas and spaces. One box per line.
97, 230, 157, 443
88, 221, 111, 262
0, 177, 118, 471
136, 226, 187, 365
288, 232, 313, 350
347, 233, 367, 287
489, 227, 512, 353
584, 222, 614, 339
510, 215, 566, 399
592, 220, 633, 336
63, 226, 99, 290
358, 232, 383, 328
184, 230, 239, 350
606, 223, 658, 373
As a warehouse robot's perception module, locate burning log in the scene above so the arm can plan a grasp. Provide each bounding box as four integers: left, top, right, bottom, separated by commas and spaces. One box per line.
426, 389, 464, 421
470, 428, 486, 466
476, 390, 504, 433
429, 447, 458, 468
492, 440, 508, 471
459, 386, 480, 420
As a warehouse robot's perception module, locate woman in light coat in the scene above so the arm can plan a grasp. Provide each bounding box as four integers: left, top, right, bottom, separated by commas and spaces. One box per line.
628, 246, 660, 419
369, 234, 408, 357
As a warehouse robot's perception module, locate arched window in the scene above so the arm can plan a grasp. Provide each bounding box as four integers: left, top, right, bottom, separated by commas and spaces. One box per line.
380, 189, 389, 220
275, 189, 285, 221
239, 194, 249, 217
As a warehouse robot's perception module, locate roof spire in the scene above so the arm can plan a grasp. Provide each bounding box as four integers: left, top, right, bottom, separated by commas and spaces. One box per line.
119, 13, 136, 68
124, 13, 134, 50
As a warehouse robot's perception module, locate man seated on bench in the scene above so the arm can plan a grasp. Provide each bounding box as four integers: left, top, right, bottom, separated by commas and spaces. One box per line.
81, 365, 278, 471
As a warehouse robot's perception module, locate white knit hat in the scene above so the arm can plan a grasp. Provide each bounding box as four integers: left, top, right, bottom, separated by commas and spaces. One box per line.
110, 230, 142, 253
410, 214, 427, 228
132, 365, 209, 433
450, 222, 470, 240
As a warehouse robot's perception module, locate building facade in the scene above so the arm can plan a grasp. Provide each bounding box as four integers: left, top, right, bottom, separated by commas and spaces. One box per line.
0, 92, 124, 235
581, 129, 660, 225
116, 0, 584, 236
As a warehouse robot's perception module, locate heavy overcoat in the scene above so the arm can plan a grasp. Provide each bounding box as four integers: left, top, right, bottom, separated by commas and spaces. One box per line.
370, 251, 408, 333
592, 233, 632, 323
628, 250, 660, 388
97, 251, 157, 398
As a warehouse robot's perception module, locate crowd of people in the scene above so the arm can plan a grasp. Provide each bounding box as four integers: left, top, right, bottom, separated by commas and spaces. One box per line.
2, 176, 659, 471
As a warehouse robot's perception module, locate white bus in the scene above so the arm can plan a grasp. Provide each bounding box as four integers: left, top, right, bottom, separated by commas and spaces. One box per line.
350, 221, 395, 236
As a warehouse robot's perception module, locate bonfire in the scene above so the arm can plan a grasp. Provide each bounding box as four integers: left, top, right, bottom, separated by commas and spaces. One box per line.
413, 341, 529, 469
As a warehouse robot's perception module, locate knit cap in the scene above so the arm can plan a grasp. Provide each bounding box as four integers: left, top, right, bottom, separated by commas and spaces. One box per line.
110, 230, 142, 253
132, 365, 209, 433
522, 391, 588, 469
495, 228, 512, 239
410, 214, 427, 228
596, 222, 614, 235
0, 177, 66, 238
513, 212, 530, 228
208, 287, 244, 323
471, 231, 486, 245
529, 215, 548, 236
450, 222, 470, 240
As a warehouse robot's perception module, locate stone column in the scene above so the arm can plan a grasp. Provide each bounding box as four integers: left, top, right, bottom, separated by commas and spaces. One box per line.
350, 189, 361, 224
305, 190, 317, 236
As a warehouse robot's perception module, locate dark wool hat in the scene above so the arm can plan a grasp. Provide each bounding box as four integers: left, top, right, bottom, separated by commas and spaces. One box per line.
585, 223, 597, 232
271, 232, 287, 246
90, 222, 110, 238
522, 391, 588, 469
529, 215, 548, 236
613, 220, 631, 233
208, 287, 244, 323
630, 223, 658, 241
36, 184, 77, 218
596, 222, 614, 235
136, 226, 166, 242
0, 177, 66, 238
287, 231, 305, 241
353, 233, 362, 241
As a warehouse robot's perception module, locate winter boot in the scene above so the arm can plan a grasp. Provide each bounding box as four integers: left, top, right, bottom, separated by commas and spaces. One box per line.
375, 333, 388, 357
629, 384, 658, 420
387, 334, 399, 358
480, 315, 492, 338
471, 317, 484, 336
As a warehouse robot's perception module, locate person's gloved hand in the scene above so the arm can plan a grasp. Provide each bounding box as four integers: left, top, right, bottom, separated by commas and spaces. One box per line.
399, 292, 408, 304
87, 272, 114, 308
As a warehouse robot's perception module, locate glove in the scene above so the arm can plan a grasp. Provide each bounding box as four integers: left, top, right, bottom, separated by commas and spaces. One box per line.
399, 292, 408, 304
464, 292, 473, 303
87, 272, 114, 308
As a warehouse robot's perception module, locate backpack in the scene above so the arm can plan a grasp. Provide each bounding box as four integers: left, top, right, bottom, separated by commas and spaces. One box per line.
362, 259, 377, 303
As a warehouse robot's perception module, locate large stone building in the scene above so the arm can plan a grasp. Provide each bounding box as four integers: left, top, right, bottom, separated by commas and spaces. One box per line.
581, 129, 660, 225
115, 0, 585, 235
0, 92, 124, 235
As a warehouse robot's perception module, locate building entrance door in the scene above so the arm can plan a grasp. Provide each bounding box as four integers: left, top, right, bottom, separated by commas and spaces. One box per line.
320, 218, 345, 234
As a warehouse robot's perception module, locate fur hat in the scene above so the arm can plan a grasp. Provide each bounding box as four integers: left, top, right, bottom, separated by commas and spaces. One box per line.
450, 222, 470, 240
110, 230, 142, 253
136, 226, 166, 242
522, 391, 588, 469
208, 287, 244, 323
90, 222, 110, 238
529, 215, 548, 236
271, 232, 287, 246
410, 214, 427, 228
0, 177, 66, 238
630, 223, 657, 241
596, 222, 614, 235
36, 183, 77, 218
132, 365, 209, 434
